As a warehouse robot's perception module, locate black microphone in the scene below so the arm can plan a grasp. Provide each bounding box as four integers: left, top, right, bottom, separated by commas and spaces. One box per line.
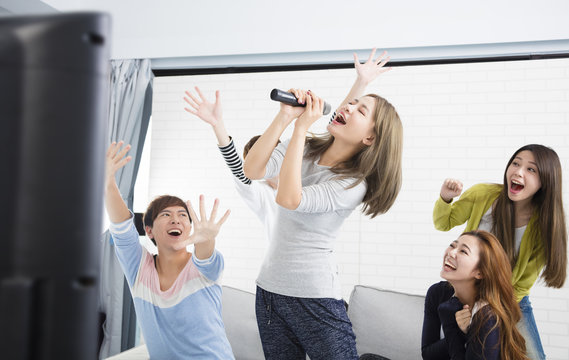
270, 88, 331, 115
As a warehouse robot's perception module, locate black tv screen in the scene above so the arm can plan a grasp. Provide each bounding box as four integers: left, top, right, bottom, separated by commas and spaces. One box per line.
0, 12, 110, 359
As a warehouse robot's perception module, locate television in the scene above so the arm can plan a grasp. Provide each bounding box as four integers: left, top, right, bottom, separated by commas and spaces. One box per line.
0, 12, 110, 359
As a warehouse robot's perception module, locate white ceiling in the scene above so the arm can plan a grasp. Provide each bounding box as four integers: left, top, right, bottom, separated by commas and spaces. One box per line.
4, 0, 569, 67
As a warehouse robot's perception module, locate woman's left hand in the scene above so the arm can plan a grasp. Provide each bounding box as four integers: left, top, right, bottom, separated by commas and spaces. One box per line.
184, 87, 223, 128
294, 90, 324, 132
354, 48, 391, 85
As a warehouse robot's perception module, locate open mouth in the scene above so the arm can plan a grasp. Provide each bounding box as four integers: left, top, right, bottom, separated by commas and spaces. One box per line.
444, 258, 456, 271
510, 180, 525, 194
167, 229, 182, 237
332, 112, 346, 125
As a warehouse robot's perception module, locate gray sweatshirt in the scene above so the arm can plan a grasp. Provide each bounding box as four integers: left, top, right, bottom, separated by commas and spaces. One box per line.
256, 139, 367, 299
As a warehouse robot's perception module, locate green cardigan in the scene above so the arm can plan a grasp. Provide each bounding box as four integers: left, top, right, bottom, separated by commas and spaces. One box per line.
433, 183, 544, 302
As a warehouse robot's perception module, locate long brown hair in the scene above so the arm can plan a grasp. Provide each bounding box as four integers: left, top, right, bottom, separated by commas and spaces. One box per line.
492, 144, 567, 288
466, 230, 529, 360
305, 94, 403, 218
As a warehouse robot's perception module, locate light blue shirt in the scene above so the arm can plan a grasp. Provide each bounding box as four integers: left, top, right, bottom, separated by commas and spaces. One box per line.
110, 216, 234, 359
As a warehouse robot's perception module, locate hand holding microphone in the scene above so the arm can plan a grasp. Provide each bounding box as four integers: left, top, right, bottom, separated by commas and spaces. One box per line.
270, 88, 331, 115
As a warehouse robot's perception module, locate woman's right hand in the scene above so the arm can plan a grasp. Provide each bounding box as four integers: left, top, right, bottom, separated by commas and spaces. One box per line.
278, 88, 309, 121
455, 305, 471, 334
440, 178, 463, 203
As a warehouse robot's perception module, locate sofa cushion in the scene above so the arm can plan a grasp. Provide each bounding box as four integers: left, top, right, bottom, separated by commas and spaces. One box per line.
222, 286, 264, 360
347, 285, 425, 360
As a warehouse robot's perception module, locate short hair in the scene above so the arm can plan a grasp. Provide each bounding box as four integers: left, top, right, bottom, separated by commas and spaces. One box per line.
243, 135, 281, 159
143, 195, 190, 245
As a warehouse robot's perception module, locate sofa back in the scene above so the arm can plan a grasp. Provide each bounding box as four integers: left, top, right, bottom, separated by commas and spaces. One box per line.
348, 285, 425, 360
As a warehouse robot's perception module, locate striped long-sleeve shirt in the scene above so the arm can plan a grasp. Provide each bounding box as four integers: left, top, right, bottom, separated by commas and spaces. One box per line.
218, 138, 251, 185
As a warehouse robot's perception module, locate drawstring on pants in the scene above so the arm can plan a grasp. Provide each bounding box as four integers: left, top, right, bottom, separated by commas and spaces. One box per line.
264, 290, 273, 325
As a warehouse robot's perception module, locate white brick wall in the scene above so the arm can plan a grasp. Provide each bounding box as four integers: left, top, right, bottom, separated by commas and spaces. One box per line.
146, 58, 569, 359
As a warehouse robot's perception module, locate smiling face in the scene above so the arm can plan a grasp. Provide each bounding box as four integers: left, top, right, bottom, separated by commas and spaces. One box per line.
441, 234, 482, 284
505, 150, 542, 204
146, 206, 192, 249
327, 96, 377, 147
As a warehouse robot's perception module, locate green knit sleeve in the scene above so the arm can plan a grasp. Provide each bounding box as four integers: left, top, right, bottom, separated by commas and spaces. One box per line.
433, 184, 483, 232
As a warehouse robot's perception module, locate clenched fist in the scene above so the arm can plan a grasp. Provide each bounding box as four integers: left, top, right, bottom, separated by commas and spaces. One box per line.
440, 178, 463, 203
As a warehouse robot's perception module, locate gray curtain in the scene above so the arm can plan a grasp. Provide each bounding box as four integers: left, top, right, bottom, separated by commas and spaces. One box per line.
99, 59, 153, 359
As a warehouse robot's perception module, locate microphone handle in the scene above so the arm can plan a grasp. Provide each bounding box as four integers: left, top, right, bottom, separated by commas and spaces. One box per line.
270, 89, 331, 115
270, 89, 302, 106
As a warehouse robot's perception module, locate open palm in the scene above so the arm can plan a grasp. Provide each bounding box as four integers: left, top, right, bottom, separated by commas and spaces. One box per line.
105, 141, 131, 187
188, 195, 230, 245
354, 48, 391, 84
184, 87, 222, 127
172, 195, 230, 251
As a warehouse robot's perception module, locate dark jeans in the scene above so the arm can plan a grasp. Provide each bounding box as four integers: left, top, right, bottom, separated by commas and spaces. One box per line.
255, 286, 358, 360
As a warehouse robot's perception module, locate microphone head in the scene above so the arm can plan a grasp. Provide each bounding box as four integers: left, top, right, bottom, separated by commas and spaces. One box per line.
269, 88, 279, 101
322, 102, 331, 115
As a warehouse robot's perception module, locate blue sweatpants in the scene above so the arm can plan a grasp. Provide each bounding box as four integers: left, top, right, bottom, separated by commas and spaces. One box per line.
255, 286, 359, 360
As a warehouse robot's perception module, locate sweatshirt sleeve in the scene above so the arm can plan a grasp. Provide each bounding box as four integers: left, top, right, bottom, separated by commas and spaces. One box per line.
438, 297, 467, 360
264, 138, 289, 179
296, 177, 366, 213
108, 213, 143, 286
192, 249, 224, 282
422, 283, 451, 360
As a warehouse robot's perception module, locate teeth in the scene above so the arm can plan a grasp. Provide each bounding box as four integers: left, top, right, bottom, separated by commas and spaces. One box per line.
512, 180, 523, 185
168, 230, 181, 235
445, 259, 456, 269
335, 113, 346, 124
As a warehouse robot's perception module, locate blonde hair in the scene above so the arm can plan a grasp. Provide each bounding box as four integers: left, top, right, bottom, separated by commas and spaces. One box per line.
306, 94, 403, 218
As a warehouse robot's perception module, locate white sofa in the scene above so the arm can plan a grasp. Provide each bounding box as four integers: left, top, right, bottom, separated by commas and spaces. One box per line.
107, 285, 425, 360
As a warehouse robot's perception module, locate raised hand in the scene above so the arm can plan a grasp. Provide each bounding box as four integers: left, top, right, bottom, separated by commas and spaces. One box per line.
354, 48, 391, 85
440, 178, 463, 203
278, 88, 309, 121
184, 87, 223, 128
106, 141, 132, 187
104, 141, 133, 223
172, 195, 231, 252
455, 304, 471, 334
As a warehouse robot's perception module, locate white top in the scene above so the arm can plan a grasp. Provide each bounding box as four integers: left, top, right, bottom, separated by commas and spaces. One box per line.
233, 177, 277, 243
478, 208, 526, 255
218, 138, 277, 244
